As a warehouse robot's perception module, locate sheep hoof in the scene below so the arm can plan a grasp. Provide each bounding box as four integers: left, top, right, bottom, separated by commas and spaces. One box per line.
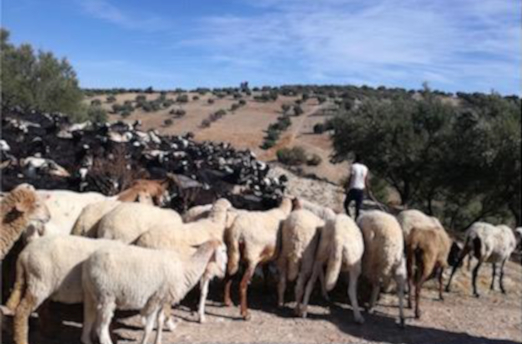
444, 286, 451, 293
242, 312, 251, 321
397, 319, 406, 328
166, 318, 178, 332
473, 293, 480, 298
354, 316, 365, 324
198, 315, 206, 324
415, 310, 422, 319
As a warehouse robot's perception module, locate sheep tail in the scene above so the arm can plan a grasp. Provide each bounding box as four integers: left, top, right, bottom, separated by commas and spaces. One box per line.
325, 238, 343, 291
6, 258, 26, 311
225, 228, 240, 276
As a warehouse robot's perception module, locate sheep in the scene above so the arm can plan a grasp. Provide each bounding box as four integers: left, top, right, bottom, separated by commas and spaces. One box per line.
446, 222, 517, 297
117, 176, 175, 206
397, 209, 443, 240
34, 189, 112, 237
5, 235, 125, 344
276, 209, 325, 313
182, 204, 213, 222
70, 200, 121, 237
299, 214, 365, 323
293, 197, 336, 221
96, 202, 182, 243
357, 210, 406, 327
81, 240, 227, 344
406, 226, 452, 319
0, 184, 50, 260
134, 199, 232, 323
223, 196, 293, 320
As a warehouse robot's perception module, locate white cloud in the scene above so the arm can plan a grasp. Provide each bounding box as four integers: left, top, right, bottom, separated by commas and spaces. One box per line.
190, 0, 521, 93
79, 0, 171, 32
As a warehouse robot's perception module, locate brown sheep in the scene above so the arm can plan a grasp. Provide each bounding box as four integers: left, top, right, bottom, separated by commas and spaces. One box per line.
117, 177, 172, 205
1, 184, 50, 260
406, 226, 451, 319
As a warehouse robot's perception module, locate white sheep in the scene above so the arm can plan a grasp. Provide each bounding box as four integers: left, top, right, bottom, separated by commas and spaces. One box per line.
96, 202, 182, 243
6, 235, 125, 344
446, 222, 517, 297
294, 197, 337, 221
300, 214, 365, 323
357, 210, 406, 327
223, 197, 293, 320
71, 200, 121, 237
134, 198, 232, 323
276, 209, 325, 314
182, 204, 213, 222
34, 189, 113, 237
81, 240, 227, 344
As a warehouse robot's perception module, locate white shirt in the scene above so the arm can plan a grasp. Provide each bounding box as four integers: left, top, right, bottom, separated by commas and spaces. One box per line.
349, 163, 368, 190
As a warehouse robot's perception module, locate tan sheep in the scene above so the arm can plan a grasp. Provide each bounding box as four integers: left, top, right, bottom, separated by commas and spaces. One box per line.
276, 209, 325, 314
1, 184, 50, 260
357, 210, 406, 327
406, 226, 451, 319
223, 197, 293, 320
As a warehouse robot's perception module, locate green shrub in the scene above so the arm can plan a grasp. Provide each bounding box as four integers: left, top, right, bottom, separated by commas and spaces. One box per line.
261, 139, 276, 149
107, 95, 117, 103
176, 94, 189, 103
90, 99, 102, 106
307, 153, 322, 166
281, 104, 291, 113
121, 110, 131, 118
313, 123, 325, 134
239, 99, 247, 106
230, 103, 241, 112
277, 147, 307, 166
207, 98, 215, 104
193, 95, 200, 101
136, 94, 146, 102
294, 105, 304, 116
164, 119, 173, 126
200, 119, 211, 128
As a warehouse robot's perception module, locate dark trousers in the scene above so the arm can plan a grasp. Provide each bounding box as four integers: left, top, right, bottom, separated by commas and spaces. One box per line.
344, 188, 364, 219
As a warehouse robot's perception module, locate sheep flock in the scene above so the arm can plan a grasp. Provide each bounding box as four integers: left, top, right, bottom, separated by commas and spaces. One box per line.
1, 111, 521, 344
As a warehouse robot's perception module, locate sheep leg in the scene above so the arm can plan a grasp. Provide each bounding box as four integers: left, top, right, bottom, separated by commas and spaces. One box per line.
277, 261, 287, 308
406, 250, 414, 309
294, 274, 307, 314
162, 304, 178, 332
367, 284, 380, 314
318, 267, 330, 302
239, 263, 256, 320
348, 265, 364, 324
223, 274, 233, 307
81, 291, 97, 344
472, 260, 483, 298
153, 308, 165, 344
299, 262, 321, 318
445, 246, 470, 292
198, 277, 209, 323
141, 306, 160, 344
489, 263, 496, 291
396, 272, 406, 328
262, 264, 271, 293
96, 300, 116, 344
499, 259, 507, 294
414, 275, 428, 319
438, 266, 445, 301
13, 291, 40, 344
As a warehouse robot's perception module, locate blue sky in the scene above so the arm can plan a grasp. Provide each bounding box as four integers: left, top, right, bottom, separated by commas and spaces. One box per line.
3, 0, 520, 94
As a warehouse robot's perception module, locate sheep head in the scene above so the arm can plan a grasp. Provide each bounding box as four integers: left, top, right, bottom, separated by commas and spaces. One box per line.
2, 184, 50, 226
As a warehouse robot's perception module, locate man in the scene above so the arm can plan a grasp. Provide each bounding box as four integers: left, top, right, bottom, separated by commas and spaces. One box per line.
344, 154, 369, 219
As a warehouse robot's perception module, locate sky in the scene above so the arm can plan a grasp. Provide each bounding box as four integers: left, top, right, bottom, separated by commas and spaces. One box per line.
2, 0, 520, 94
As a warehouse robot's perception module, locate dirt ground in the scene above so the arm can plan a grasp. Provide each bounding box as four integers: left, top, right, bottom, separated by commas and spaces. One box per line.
2, 259, 521, 344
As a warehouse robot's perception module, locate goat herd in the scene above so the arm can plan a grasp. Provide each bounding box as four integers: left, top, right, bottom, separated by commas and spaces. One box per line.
0, 111, 521, 344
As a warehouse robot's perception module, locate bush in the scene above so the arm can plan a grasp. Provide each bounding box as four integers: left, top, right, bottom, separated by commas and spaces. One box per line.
261, 139, 276, 149
230, 103, 241, 112
91, 99, 102, 106
164, 119, 173, 127
106, 95, 117, 103
239, 99, 247, 106
170, 108, 186, 117
215, 109, 227, 117
307, 153, 322, 166
317, 96, 327, 104
294, 105, 304, 116
192, 95, 200, 101
121, 110, 131, 118
313, 123, 325, 134
200, 119, 211, 128
1, 28, 84, 114
277, 147, 307, 166
136, 94, 147, 102
281, 104, 291, 113
207, 98, 215, 104
176, 94, 189, 103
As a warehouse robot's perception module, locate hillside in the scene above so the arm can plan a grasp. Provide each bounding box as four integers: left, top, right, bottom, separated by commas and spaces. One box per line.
86, 91, 349, 184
